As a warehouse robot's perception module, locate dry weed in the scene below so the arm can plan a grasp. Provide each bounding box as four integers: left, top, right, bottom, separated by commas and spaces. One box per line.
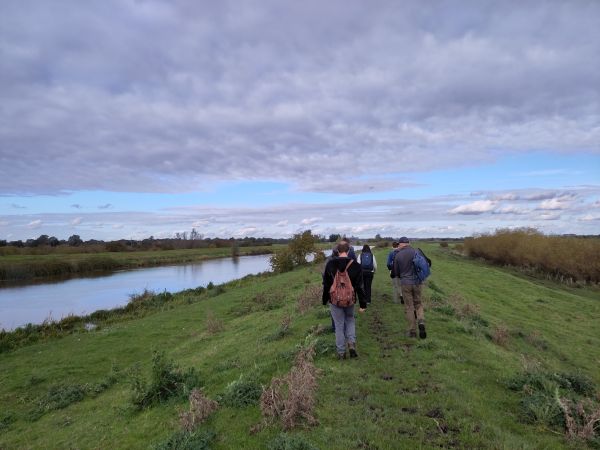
297, 285, 322, 314
556, 394, 600, 441
179, 388, 219, 432
260, 342, 320, 430
204, 310, 224, 335
492, 324, 510, 346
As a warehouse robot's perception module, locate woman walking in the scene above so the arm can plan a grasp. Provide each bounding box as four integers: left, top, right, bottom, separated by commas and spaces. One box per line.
358, 245, 377, 304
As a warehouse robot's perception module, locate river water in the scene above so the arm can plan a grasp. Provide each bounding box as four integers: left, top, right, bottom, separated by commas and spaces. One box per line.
0, 254, 272, 331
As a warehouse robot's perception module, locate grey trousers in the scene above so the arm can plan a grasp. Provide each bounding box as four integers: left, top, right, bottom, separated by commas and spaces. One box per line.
391, 277, 402, 303
329, 303, 356, 354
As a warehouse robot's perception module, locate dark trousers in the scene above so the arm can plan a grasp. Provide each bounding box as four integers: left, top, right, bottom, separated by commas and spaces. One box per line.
363, 271, 374, 304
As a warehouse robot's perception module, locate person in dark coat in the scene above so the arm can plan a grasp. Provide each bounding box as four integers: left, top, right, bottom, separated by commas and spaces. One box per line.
322, 241, 366, 359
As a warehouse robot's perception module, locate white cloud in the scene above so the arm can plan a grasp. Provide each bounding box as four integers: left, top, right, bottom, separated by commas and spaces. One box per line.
300, 217, 321, 225
275, 220, 288, 227
450, 200, 496, 215
27, 219, 42, 229
70, 217, 82, 226
538, 198, 570, 210
579, 214, 600, 222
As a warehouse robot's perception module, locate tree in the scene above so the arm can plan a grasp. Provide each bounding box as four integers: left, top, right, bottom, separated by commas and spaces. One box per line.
289, 230, 318, 266
48, 236, 60, 247
68, 234, 83, 246
328, 233, 341, 243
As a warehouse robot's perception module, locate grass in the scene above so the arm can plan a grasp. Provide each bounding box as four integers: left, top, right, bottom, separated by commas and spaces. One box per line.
0, 244, 599, 448
0, 245, 279, 282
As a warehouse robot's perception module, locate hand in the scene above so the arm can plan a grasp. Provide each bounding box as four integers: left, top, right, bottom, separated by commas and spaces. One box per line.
359, 308, 366, 313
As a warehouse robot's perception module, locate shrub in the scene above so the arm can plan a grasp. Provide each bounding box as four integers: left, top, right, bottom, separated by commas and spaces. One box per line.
464, 229, 600, 284
270, 248, 295, 273
204, 310, 224, 335
297, 285, 322, 314
129, 352, 201, 409
491, 324, 510, 346
220, 374, 262, 407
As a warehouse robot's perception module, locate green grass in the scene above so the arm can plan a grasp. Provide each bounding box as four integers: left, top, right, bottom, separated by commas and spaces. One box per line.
0, 245, 279, 281
0, 244, 599, 449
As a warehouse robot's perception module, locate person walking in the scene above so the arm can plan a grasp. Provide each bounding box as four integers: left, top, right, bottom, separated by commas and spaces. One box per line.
393, 237, 426, 339
322, 241, 366, 359
386, 241, 403, 304
357, 244, 377, 304
322, 247, 340, 332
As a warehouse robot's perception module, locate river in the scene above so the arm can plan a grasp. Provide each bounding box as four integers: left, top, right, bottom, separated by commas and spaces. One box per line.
0, 254, 272, 331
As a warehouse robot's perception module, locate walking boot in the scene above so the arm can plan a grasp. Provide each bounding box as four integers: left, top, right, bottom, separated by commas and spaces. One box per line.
348, 342, 358, 358
418, 322, 427, 339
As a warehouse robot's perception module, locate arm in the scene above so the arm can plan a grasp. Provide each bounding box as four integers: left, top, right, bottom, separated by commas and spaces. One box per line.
373, 255, 377, 272
322, 262, 333, 305
349, 263, 366, 309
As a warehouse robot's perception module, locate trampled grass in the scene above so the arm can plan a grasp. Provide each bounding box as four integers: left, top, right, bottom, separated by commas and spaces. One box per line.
0, 244, 599, 449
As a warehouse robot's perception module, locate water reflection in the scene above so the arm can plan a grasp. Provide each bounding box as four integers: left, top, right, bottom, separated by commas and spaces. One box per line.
0, 254, 272, 331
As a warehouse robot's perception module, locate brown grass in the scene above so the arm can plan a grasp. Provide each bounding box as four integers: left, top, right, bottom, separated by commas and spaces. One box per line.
204, 310, 224, 335
179, 388, 219, 432
260, 342, 320, 430
491, 324, 510, 347
464, 229, 600, 284
556, 394, 600, 442
297, 285, 322, 314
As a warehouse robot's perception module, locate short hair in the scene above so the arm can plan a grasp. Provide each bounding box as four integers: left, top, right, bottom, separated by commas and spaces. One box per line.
337, 241, 349, 254
392, 241, 399, 248
331, 247, 340, 257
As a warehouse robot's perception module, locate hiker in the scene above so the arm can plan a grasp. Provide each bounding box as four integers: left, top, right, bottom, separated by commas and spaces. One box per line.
322, 241, 366, 359
322, 247, 340, 332
340, 237, 357, 261
386, 241, 403, 304
393, 237, 426, 339
357, 244, 377, 304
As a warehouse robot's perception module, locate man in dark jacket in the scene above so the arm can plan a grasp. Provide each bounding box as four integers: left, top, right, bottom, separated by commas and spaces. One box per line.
393, 237, 426, 339
322, 241, 366, 359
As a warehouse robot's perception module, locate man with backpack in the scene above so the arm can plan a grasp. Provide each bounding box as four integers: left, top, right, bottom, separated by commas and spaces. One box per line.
393, 237, 430, 339
387, 241, 404, 304
322, 241, 366, 359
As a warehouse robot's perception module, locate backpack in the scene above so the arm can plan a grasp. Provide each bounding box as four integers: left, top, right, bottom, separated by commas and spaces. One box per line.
360, 252, 374, 271
329, 260, 356, 307
412, 248, 431, 283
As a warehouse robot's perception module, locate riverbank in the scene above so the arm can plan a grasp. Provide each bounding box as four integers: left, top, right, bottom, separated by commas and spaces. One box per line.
1, 244, 598, 449
0, 245, 280, 282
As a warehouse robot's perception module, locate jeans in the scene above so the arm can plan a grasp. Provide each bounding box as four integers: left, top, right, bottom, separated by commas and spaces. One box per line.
329, 303, 356, 354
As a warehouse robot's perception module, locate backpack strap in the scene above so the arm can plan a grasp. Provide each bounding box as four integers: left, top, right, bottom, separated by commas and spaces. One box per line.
343, 259, 353, 272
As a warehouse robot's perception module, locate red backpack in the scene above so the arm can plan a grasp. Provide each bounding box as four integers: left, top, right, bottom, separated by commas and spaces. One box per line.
329, 260, 355, 307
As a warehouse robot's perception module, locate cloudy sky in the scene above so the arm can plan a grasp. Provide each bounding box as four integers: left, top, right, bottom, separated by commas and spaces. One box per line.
1, 0, 599, 241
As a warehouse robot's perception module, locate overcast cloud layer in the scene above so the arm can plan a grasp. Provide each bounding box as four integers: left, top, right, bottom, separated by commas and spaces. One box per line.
1, 0, 599, 195
1, 1, 599, 240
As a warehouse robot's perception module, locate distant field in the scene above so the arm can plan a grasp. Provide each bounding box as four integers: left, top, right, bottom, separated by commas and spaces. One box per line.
0, 243, 598, 448
0, 245, 281, 282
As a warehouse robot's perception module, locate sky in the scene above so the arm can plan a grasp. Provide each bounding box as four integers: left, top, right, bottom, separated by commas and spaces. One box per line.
1, 0, 599, 241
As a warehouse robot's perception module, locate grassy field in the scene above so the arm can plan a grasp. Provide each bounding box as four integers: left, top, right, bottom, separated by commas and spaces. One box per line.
0, 244, 598, 449
0, 245, 280, 282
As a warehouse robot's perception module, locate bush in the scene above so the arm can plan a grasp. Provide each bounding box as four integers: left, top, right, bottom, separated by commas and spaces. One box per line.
270, 248, 295, 273
464, 229, 600, 283
179, 389, 219, 432
129, 352, 201, 409
220, 374, 262, 407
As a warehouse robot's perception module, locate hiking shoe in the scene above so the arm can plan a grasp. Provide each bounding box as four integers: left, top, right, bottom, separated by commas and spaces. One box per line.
418, 323, 427, 339
400, 296, 405, 304
337, 352, 347, 360
349, 348, 358, 358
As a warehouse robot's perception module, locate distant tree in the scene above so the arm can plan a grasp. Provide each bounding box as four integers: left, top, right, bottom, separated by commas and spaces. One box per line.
35, 234, 49, 246
9, 240, 24, 248
374, 233, 382, 240
48, 236, 60, 247
0, 239, 6, 247
67, 234, 83, 246
328, 233, 341, 243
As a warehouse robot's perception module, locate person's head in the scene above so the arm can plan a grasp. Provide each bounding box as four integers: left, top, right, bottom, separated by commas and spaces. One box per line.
331, 247, 340, 257
398, 236, 410, 248
340, 236, 350, 245
392, 241, 399, 248
337, 241, 349, 254
362, 244, 371, 253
